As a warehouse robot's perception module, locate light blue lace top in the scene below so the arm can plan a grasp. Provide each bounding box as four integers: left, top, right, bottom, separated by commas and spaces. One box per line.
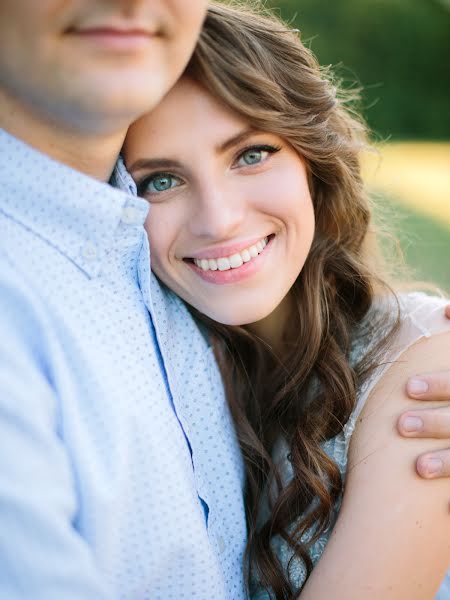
250, 292, 450, 599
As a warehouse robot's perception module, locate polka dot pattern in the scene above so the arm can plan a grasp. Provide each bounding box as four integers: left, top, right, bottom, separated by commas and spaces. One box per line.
0, 129, 247, 599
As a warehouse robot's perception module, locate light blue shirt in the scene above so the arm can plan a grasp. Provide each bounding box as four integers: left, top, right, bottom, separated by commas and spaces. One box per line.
0, 129, 247, 600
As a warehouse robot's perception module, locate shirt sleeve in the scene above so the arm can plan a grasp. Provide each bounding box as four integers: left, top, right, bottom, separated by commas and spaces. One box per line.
0, 258, 109, 600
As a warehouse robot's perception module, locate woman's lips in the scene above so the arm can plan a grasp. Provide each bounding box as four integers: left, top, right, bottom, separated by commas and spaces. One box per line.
188, 235, 270, 261
186, 236, 273, 285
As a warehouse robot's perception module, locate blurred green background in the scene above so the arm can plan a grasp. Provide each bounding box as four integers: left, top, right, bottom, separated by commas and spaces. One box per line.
267, 0, 450, 291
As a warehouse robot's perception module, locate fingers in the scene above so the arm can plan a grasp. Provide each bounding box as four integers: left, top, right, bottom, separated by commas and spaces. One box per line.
398, 404, 450, 479
416, 449, 450, 479
397, 406, 450, 438
406, 307, 450, 399
406, 371, 450, 400
402, 308, 450, 480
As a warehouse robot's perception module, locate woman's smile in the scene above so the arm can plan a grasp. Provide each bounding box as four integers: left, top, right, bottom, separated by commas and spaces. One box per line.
185, 235, 271, 284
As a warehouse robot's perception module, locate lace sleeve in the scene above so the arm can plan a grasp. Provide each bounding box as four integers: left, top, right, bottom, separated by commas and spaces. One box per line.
343, 291, 450, 441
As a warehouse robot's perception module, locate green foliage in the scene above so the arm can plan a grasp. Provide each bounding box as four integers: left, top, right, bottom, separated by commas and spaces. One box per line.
384, 199, 450, 292
267, 0, 450, 140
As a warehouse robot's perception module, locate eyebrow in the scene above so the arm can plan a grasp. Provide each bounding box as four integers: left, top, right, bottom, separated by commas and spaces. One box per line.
127, 157, 184, 173
217, 127, 258, 153
127, 128, 260, 173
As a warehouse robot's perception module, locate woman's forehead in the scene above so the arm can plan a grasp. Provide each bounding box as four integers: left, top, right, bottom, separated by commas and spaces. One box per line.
125, 77, 251, 154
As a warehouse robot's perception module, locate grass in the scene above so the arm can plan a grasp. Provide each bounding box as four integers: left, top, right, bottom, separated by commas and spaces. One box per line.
363, 142, 450, 293
376, 196, 450, 293
363, 142, 450, 226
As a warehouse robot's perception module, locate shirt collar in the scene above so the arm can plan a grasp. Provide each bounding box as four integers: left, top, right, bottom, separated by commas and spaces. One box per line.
0, 128, 149, 278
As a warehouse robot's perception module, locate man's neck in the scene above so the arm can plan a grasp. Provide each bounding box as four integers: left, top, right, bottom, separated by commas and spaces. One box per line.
0, 91, 127, 181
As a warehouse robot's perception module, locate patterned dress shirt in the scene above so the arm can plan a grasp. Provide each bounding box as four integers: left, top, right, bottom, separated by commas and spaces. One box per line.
0, 128, 247, 600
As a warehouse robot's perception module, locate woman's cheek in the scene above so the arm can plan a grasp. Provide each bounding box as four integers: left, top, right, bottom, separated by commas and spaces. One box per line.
146, 205, 183, 274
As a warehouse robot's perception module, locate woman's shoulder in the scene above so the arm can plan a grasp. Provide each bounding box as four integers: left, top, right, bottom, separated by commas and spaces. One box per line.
310, 320, 450, 599
396, 289, 449, 332
345, 290, 449, 438
333, 294, 450, 599
350, 290, 450, 439
374, 289, 449, 363
352, 289, 448, 365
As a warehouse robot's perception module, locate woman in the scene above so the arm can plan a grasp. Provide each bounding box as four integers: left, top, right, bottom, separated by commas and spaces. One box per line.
123, 3, 450, 598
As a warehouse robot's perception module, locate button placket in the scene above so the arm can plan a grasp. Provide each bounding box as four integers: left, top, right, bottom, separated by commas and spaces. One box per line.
81, 241, 98, 261
216, 535, 226, 555
120, 206, 141, 226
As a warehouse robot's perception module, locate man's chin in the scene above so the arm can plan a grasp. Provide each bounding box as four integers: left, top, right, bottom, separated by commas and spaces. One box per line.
67, 73, 174, 132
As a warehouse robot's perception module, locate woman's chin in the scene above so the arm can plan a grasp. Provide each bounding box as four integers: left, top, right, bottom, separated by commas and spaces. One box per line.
198, 307, 274, 329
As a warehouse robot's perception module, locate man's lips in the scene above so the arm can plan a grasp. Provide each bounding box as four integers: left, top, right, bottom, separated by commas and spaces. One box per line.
67, 26, 156, 51
72, 27, 154, 36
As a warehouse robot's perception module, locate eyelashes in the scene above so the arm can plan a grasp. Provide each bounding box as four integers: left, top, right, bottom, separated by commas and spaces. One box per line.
232, 144, 281, 168
135, 142, 283, 199
136, 172, 183, 197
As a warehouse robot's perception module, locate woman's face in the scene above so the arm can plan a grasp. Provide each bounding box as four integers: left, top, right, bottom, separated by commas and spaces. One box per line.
123, 77, 315, 330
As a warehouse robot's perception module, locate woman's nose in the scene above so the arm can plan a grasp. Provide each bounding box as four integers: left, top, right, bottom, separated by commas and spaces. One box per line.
189, 181, 245, 241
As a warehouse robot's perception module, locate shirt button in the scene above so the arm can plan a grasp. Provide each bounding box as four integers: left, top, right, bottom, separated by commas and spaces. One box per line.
121, 206, 141, 225
82, 241, 98, 261
217, 536, 226, 555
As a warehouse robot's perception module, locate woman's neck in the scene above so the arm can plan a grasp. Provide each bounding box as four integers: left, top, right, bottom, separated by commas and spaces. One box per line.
246, 294, 293, 356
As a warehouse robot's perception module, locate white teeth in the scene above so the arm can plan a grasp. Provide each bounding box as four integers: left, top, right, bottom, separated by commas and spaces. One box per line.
229, 253, 244, 268
192, 236, 269, 272
217, 257, 231, 271
241, 249, 251, 263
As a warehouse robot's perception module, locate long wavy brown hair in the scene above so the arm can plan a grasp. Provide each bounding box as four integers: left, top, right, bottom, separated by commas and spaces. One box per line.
184, 2, 400, 598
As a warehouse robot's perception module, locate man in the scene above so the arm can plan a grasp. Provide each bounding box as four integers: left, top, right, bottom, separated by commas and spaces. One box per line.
0, 2, 449, 599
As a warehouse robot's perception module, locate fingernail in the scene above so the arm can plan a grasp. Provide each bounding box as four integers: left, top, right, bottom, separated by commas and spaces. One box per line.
402, 416, 423, 432
407, 378, 429, 395
424, 458, 443, 477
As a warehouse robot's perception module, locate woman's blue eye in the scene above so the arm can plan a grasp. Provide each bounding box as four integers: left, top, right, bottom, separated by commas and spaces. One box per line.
138, 173, 182, 196
240, 148, 265, 166
235, 145, 280, 168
